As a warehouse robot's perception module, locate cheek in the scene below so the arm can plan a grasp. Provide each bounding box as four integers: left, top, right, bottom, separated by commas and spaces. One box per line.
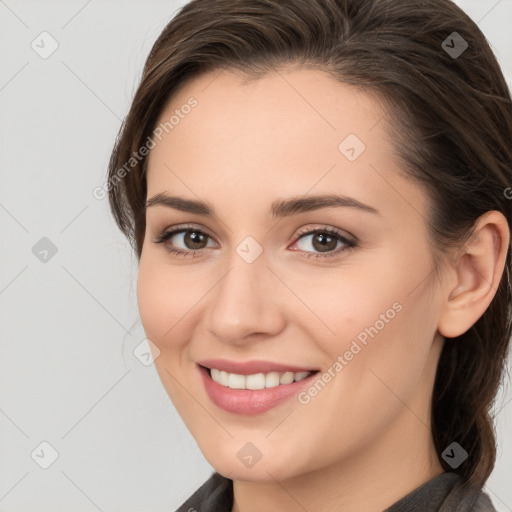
304, 245, 436, 378
137, 263, 167, 340
287, 258, 401, 347
136, 260, 196, 348
136, 261, 199, 407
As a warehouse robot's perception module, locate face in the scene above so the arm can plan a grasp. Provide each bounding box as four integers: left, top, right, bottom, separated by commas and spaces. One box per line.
137, 66, 446, 482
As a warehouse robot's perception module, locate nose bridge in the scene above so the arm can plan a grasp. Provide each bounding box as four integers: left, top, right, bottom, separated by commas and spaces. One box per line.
206, 246, 285, 343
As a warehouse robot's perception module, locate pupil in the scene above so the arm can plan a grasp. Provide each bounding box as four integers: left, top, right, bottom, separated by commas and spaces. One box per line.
313, 233, 336, 252
186, 231, 206, 249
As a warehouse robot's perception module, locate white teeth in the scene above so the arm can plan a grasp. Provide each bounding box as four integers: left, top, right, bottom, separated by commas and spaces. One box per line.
209, 368, 314, 390
279, 371, 295, 385
246, 373, 265, 390
265, 372, 281, 388
218, 370, 229, 386
228, 373, 245, 389
211, 368, 221, 382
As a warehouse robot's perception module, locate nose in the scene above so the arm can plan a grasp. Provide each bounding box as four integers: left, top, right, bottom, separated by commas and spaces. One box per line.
205, 252, 286, 346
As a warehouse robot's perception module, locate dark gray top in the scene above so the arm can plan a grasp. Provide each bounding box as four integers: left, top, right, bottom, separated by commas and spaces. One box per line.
175, 471, 496, 511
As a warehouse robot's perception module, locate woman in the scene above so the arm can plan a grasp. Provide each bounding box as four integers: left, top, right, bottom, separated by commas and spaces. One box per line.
106, 0, 512, 510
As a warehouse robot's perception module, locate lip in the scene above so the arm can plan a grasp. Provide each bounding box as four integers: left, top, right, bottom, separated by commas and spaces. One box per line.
197, 363, 319, 416
197, 358, 318, 375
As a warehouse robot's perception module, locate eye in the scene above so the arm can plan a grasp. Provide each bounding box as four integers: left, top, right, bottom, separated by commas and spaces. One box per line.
290, 226, 357, 259
153, 224, 217, 258
153, 224, 357, 259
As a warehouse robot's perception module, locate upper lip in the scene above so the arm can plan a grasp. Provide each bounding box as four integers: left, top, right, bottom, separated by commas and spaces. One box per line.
197, 358, 319, 375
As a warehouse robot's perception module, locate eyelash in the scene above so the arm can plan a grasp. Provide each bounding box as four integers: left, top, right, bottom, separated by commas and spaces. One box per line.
152, 223, 357, 260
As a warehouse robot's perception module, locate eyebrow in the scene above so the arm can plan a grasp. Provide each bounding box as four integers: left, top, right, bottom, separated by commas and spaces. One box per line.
145, 192, 379, 217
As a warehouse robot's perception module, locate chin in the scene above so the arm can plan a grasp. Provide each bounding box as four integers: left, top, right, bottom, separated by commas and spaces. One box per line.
203, 445, 306, 482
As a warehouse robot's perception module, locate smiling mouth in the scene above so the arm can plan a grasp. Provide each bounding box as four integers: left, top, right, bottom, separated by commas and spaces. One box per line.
201, 365, 320, 391
198, 363, 321, 415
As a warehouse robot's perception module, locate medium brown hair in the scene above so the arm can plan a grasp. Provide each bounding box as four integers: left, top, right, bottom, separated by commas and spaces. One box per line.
107, 0, 512, 490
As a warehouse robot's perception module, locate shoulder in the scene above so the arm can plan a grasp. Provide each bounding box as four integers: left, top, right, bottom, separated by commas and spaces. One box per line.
470, 489, 497, 512
174, 471, 233, 512
174, 470, 497, 512
441, 473, 497, 512
384, 471, 498, 512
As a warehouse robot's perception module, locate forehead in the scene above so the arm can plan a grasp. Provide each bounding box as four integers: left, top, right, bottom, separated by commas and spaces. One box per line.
145, 67, 425, 220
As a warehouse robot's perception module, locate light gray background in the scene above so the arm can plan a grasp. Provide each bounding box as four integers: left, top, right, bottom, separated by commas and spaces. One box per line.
1, 1, 511, 511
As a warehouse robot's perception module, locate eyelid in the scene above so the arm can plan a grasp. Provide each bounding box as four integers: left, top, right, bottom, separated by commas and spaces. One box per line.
152, 223, 219, 248
153, 223, 355, 242
287, 226, 357, 259
153, 222, 217, 241
153, 222, 357, 259
293, 225, 357, 244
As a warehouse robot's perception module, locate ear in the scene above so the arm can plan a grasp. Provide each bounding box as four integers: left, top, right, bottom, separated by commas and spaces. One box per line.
438, 210, 510, 339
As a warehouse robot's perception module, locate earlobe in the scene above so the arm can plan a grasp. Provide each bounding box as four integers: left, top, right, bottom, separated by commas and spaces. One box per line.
438, 211, 510, 339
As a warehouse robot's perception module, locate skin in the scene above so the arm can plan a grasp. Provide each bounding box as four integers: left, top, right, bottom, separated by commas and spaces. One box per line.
137, 66, 509, 512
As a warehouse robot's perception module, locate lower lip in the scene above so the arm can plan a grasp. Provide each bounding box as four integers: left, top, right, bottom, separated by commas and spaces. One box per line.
198, 364, 318, 415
